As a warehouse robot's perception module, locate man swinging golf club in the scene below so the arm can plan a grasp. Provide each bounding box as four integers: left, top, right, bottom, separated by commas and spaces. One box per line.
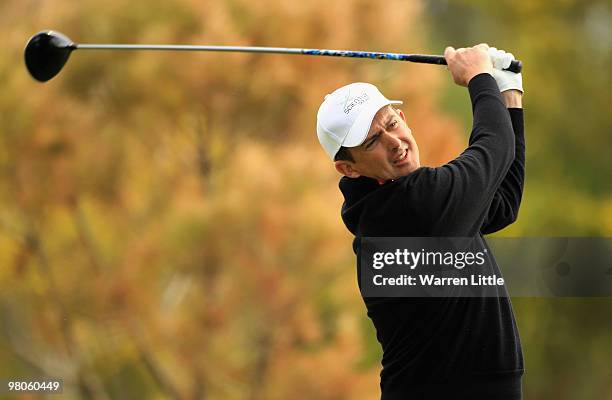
316, 44, 525, 399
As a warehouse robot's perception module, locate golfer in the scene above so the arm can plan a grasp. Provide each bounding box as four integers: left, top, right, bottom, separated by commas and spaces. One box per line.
316, 44, 525, 399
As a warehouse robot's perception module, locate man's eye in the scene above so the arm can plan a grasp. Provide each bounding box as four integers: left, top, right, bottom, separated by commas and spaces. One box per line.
390, 120, 398, 128
365, 137, 378, 149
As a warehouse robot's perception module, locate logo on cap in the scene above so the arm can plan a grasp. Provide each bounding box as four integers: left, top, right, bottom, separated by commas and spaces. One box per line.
343, 92, 370, 114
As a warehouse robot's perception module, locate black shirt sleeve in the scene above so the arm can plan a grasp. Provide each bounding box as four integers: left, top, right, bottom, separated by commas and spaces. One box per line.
409, 73, 516, 236
481, 108, 525, 234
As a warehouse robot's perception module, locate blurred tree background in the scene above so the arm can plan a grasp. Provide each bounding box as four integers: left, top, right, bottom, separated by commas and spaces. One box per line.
423, 1, 612, 399
0, 0, 610, 399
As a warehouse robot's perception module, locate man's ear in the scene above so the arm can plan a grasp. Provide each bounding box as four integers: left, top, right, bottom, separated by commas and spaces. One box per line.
396, 108, 407, 122
334, 161, 361, 178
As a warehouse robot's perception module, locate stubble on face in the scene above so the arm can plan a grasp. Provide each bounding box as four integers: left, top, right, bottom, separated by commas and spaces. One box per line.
348, 106, 420, 183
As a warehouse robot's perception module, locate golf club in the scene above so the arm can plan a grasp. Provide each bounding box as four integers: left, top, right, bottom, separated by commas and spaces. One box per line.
25, 30, 523, 82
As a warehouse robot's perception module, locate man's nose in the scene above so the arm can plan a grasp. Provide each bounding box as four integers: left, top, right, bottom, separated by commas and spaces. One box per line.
383, 132, 402, 150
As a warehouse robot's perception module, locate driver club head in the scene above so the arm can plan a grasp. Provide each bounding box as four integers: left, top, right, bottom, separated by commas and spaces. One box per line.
24, 31, 76, 82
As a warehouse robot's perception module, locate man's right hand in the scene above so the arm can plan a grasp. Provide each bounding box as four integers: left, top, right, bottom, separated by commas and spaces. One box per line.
444, 44, 493, 87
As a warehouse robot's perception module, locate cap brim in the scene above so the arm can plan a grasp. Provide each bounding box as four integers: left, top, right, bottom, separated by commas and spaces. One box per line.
341, 100, 403, 148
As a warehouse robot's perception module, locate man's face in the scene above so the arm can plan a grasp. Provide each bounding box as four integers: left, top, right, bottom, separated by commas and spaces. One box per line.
335, 106, 420, 184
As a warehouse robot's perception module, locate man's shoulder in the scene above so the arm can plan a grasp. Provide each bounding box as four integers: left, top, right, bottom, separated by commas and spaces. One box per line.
340, 167, 437, 188
339, 168, 441, 211
390, 167, 440, 189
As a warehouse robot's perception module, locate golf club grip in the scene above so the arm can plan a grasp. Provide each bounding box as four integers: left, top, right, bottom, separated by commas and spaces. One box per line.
408, 54, 522, 73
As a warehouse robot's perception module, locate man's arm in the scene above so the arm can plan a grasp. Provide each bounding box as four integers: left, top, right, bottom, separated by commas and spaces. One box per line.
419, 74, 515, 235
396, 45, 516, 236
502, 91, 522, 108
480, 79, 526, 233
481, 101, 525, 234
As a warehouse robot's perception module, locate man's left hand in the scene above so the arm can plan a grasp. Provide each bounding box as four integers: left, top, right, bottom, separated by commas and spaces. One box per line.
488, 47, 523, 93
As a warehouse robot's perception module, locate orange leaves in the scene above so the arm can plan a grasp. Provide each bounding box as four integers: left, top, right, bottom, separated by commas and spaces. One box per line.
0, 0, 469, 397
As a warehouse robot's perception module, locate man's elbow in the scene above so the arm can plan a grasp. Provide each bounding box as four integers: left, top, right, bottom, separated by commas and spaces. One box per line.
503, 206, 520, 227
481, 209, 520, 235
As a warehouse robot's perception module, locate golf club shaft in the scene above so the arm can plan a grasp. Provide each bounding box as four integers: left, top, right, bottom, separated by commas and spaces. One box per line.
76, 44, 522, 73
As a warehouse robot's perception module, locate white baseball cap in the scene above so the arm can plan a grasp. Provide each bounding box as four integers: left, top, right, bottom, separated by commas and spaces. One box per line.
316, 82, 402, 160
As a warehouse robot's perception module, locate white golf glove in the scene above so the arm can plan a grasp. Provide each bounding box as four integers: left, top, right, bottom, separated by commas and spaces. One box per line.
488, 47, 523, 93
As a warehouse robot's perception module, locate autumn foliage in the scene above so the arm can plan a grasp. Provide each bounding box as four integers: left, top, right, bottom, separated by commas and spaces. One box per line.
1, 0, 611, 399
0, 1, 465, 398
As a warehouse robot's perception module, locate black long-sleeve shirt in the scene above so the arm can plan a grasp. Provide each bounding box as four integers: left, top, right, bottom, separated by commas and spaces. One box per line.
339, 74, 525, 399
